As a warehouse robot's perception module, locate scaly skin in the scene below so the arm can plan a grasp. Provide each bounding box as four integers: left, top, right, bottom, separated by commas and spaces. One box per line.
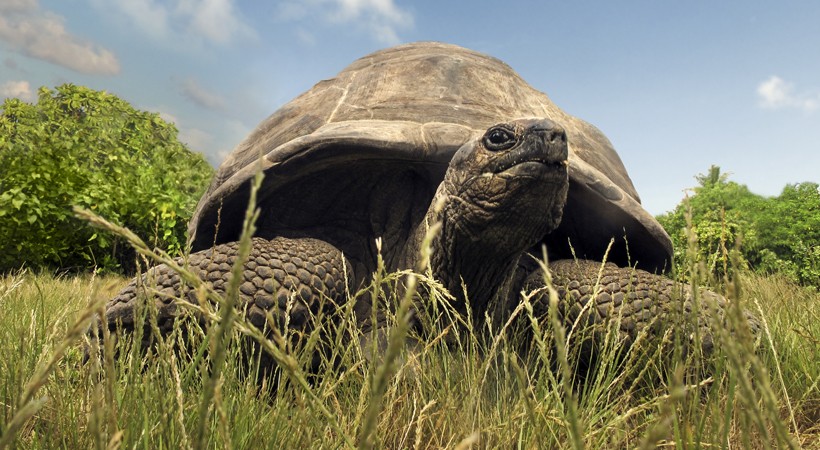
102, 247, 759, 362
523, 259, 760, 355
103, 237, 351, 344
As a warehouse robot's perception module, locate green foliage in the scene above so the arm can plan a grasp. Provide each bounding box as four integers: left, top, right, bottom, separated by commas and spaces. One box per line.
658, 165, 820, 286
754, 182, 820, 286
0, 84, 213, 273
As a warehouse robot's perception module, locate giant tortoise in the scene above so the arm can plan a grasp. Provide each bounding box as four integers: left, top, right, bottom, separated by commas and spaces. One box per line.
101, 42, 754, 368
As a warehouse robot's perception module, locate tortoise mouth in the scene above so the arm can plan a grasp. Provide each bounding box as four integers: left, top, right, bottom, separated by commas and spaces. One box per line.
496, 160, 568, 181
492, 150, 568, 175
495, 158, 567, 172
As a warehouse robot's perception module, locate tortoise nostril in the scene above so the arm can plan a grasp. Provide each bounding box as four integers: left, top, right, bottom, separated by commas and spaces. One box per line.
546, 130, 567, 144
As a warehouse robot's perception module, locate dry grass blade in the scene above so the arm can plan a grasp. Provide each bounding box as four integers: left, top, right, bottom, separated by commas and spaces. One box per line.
0, 289, 105, 448
531, 250, 585, 450
192, 165, 262, 450
358, 274, 418, 449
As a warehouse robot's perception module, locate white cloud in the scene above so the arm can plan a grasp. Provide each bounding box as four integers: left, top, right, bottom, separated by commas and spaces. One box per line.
0, 2, 120, 75
0, 80, 34, 101
96, 0, 254, 46
757, 76, 819, 112
153, 109, 179, 125
0, 0, 38, 14
177, 119, 250, 163
106, 0, 170, 40
141, 105, 251, 164
178, 127, 212, 152
178, 0, 254, 44
276, 0, 413, 44
178, 78, 227, 110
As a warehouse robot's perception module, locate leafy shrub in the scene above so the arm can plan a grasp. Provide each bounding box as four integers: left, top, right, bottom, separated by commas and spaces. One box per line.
658, 165, 820, 287
0, 84, 214, 273
753, 184, 820, 288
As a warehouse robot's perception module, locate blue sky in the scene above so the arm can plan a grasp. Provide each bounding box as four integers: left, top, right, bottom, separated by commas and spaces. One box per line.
1, 0, 818, 215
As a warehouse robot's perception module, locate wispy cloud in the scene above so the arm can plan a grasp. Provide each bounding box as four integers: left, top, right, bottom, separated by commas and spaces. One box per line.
2, 0, 37, 13
178, 126, 213, 153
178, 78, 227, 111
0, 1, 120, 75
177, 119, 250, 164
0, 80, 34, 102
757, 75, 819, 112
178, 0, 254, 44
94, 0, 255, 46
148, 106, 179, 126
103, 0, 170, 41
276, 0, 413, 45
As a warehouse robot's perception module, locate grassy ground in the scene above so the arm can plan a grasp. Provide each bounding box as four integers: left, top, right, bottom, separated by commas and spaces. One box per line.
0, 262, 817, 449
0, 202, 818, 449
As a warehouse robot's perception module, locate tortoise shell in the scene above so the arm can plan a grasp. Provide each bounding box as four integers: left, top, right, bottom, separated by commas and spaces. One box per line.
189, 42, 672, 274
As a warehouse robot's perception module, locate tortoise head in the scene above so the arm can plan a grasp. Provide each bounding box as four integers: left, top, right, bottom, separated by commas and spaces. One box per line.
440, 118, 569, 258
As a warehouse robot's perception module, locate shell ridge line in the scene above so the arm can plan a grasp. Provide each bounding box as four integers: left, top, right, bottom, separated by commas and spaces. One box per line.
328, 72, 357, 123
327, 84, 349, 123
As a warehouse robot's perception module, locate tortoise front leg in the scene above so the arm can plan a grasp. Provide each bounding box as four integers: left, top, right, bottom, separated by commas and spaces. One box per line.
101, 237, 354, 350
521, 259, 760, 356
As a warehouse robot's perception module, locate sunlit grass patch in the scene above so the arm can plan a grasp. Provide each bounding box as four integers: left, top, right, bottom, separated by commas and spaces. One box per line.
1, 194, 817, 448
0, 260, 816, 448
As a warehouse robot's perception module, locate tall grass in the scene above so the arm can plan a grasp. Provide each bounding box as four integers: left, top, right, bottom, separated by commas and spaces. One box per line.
1, 266, 817, 448
0, 226, 818, 448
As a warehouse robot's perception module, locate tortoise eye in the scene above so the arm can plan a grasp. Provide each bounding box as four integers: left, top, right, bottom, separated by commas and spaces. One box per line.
483, 127, 516, 151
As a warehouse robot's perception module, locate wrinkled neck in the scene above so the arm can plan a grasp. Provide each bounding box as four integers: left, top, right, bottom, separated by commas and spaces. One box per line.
404, 186, 521, 321
434, 220, 519, 321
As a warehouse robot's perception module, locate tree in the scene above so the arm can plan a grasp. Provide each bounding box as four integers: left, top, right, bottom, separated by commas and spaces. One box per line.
0, 84, 214, 273
657, 166, 820, 286
753, 182, 820, 286
657, 166, 763, 280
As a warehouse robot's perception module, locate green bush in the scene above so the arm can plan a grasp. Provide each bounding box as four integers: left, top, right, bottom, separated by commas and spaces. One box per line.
658, 165, 820, 287
0, 84, 214, 273
753, 182, 820, 286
